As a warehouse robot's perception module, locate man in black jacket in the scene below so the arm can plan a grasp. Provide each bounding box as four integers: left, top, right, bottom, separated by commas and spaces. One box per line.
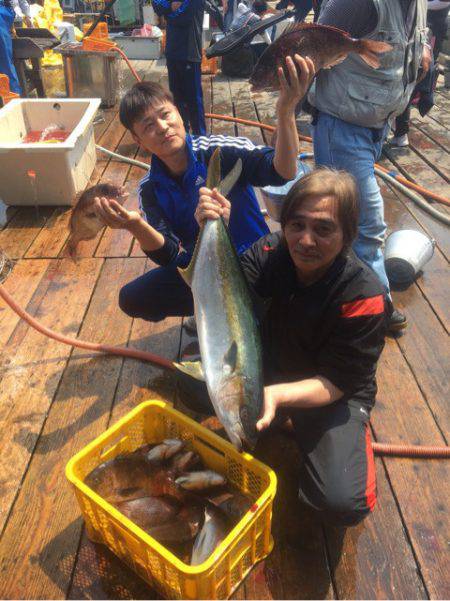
152, 0, 207, 135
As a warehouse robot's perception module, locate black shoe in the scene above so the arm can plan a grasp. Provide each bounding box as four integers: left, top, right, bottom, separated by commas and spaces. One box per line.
388, 309, 408, 333
276, 0, 289, 9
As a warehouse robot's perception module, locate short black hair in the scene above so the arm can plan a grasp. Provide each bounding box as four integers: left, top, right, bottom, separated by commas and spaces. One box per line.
119, 82, 175, 132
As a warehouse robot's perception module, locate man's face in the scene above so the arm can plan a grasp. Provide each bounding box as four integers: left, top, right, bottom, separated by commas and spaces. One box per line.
131, 101, 186, 159
284, 195, 345, 280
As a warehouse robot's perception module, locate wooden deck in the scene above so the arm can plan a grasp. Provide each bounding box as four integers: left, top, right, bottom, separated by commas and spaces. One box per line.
0, 59, 449, 600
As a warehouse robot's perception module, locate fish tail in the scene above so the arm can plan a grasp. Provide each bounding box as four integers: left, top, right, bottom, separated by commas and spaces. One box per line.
354, 39, 393, 69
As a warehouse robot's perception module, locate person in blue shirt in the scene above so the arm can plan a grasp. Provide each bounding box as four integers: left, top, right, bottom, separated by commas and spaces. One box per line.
152, 0, 206, 135
0, 0, 22, 95
92, 55, 315, 323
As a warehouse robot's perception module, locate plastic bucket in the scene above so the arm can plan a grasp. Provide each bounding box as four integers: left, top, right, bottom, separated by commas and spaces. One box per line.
384, 229, 435, 284
260, 160, 311, 222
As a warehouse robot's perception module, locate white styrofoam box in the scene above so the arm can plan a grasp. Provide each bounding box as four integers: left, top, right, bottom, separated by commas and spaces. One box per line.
110, 34, 161, 60
0, 98, 100, 206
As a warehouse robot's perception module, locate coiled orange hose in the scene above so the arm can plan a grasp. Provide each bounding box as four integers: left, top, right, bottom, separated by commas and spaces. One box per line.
0, 284, 448, 459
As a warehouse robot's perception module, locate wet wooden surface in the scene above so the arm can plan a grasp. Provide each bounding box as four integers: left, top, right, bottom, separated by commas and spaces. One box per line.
0, 59, 449, 600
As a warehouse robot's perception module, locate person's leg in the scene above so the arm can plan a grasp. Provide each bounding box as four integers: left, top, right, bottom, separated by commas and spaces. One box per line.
182, 61, 206, 136
0, 5, 22, 94
392, 104, 411, 145
428, 7, 450, 61
119, 263, 194, 322
166, 59, 190, 131
291, 402, 377, 527
293, 0, 313, 22
313, 112, 390, 296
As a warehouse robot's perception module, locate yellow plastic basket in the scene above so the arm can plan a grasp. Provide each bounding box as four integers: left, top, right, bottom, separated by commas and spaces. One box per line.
66, 400, 277, 599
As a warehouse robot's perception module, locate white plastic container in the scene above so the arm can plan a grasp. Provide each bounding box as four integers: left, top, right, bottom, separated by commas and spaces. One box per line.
384, 229, 436, 284
110, 34, 161, 60
0, 98, 100, 206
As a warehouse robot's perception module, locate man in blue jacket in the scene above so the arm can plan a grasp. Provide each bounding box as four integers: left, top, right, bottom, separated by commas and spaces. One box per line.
152, 0, 206, 135
93, 56, 315, 323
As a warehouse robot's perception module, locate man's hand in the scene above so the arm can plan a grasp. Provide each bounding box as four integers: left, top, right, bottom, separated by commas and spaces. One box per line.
417, 44, 432, 83
93, 197, 141, 230
194, 187, 231, 226
171, 1, 182, 11
256, 386, 279, 432
24, 16, 33, 28
276, 54, 315, 114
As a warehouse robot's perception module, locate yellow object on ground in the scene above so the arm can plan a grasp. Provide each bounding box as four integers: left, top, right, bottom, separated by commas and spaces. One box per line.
30, 0, 63, 66
66, 400, 277, 600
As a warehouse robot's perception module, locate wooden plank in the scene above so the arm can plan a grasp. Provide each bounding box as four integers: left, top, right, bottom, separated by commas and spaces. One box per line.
0, 258, 50, 346
325, 461, 428, 599
0, 257, 102, 534
0, 258, 146, 599
0, 207, 54, 259
406, 126, 450, 182
212, 75, 236, 136
377, 155, 450, 260
410, 113, 450, 153
372, 338, 450, 600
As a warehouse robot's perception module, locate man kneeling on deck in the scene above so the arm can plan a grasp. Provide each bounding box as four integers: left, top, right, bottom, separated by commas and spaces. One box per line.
92, 56, 315, 324
193, 168, 387, 527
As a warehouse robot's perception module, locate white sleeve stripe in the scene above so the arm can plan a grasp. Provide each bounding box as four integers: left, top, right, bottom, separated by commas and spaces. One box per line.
192, 135, 266, 152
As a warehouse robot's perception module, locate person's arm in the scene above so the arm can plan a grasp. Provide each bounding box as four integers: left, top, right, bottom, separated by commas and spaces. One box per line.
256, 377, 343, 431
93, 191, 181, 266
152, 0, 173, 17
272, 55, 315, 180
257, 290, 387, 430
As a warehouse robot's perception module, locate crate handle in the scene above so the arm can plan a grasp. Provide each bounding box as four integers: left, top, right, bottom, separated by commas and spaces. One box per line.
193, 434, 226, 458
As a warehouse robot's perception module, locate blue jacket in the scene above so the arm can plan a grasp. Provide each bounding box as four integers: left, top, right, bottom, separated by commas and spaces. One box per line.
138, 134, 288, 266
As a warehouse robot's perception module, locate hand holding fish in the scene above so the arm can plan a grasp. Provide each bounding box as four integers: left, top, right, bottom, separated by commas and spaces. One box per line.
276, 54, 316, 113
93, 196, 141, 230
195, 187, 231, 226
256, 386, 278, 432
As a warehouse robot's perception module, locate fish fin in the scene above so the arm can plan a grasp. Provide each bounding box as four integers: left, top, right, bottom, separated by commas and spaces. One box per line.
280, 21, 351, 39
174, 360, 205, 381
355, 39, 393, 68
207, 147, 222, 190
223, 341, 238, 375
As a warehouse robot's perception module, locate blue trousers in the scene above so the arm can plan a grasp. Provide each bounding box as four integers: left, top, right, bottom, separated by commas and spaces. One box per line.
312, 112, 390, 295
119, 260, 194, 322
0, 3, 21, 94
167, 59, 206, 136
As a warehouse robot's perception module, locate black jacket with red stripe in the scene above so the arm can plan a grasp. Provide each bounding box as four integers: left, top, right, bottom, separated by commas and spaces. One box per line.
240, 231, 387, 409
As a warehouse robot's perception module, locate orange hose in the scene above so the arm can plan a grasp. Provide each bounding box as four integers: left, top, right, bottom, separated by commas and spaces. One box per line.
1, 284, 449, 459
120, 53, 450, 207
372, 442, 450, 457
0, 284, 175, 372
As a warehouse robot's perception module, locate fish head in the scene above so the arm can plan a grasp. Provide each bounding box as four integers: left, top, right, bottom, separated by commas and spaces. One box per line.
216, 374, 260, 451
249, 45, 281, 92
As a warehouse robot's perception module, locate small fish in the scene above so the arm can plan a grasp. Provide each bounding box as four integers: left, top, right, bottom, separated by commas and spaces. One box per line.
145, 439, 185, 464
191, 505, 229, 565
249, 22, 392, 92
170, 450, 202, 473
66, 183, 128, 257
175, 470, 226, 491
147, 503, 204, 545
116, 495, 181, 530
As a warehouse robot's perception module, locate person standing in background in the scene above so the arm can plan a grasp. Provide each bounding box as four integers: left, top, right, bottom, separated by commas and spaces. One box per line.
10, 0, 32, 26
309, 0, 430, 333
0, 0, 22, 94
152, 0, 207, 135
390, 0, 449, 147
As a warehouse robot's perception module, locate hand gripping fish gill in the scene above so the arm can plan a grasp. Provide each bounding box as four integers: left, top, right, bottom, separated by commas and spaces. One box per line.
177, 148, 264, 451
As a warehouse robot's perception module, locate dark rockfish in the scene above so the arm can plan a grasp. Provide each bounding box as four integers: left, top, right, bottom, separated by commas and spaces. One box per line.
250, 23, 392, 92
